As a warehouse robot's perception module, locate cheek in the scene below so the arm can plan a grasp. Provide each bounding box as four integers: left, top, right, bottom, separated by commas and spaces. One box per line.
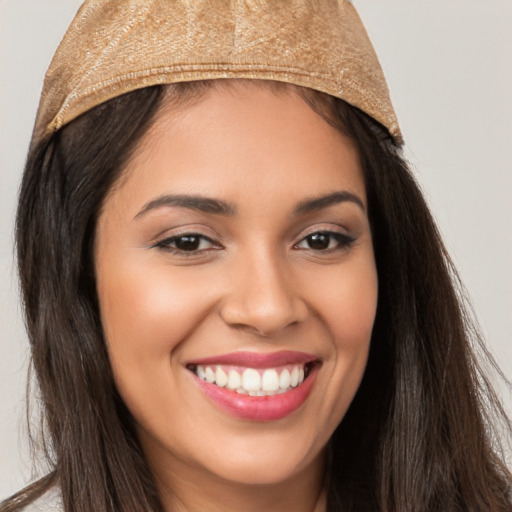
306, 249, 378, 422
98, 258, 212, 352
315, 251, 378, 349
96, 254, 219, 404
96, 256, 224, 439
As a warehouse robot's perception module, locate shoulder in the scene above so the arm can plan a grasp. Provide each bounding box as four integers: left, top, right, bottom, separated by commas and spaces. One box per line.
20, 486, 62, 512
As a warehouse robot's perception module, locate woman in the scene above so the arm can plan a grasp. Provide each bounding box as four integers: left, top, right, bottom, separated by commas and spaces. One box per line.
2, 1, 511, 511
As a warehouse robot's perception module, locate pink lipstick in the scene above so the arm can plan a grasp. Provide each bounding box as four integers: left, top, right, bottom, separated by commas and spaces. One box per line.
186, 351, 320, 421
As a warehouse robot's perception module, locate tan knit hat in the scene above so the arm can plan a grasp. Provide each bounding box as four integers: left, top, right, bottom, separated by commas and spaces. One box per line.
33, 0, 402, 146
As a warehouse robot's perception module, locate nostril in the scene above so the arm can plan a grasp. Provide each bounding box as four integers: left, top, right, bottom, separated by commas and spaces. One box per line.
219, 293, 308, 337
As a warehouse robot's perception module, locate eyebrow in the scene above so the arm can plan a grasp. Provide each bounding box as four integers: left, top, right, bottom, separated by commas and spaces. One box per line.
294, 191, 366, 215
134, 194, 236, 219
134, 190, 365, 220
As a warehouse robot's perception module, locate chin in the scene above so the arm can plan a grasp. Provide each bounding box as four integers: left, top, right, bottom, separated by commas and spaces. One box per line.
203, 444, 325, 487
204, 421, 329, 486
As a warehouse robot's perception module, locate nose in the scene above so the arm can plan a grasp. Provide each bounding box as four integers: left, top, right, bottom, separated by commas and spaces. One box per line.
219, 252, 308, 337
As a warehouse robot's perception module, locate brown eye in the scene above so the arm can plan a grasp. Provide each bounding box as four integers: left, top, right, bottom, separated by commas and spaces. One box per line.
307, 233, 331, 250
174, 235, 202, 251
295, 231, 356, 252
155, 233, 218, 253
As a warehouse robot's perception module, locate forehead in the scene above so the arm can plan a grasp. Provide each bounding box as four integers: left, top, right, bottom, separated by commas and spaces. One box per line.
109, 81, 365, 215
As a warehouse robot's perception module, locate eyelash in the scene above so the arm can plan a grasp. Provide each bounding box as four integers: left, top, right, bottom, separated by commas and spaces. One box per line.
153, 233, 220, 255
153, 230, 356, 255
293, 231, 356, 252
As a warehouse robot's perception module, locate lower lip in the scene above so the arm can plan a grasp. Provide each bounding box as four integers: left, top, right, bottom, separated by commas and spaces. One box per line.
193, 366, 319, 421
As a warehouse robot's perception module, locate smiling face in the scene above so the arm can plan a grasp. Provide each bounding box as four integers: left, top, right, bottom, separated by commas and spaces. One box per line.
95, 82, 378, 503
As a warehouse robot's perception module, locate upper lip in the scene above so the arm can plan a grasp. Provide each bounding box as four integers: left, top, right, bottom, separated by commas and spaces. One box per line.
186, 350, 318, 368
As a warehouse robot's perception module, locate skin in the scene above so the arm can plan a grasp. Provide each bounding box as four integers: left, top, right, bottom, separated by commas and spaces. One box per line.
95, 82, 378, 512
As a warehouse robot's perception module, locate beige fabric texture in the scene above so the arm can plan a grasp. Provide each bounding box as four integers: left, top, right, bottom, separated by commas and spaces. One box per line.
33, 0, 402, 146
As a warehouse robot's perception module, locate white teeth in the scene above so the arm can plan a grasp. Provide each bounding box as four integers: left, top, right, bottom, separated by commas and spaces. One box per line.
205, 366, 216, 384
242, 368, 261, 392
279, 369, 291, 390
227, 369, 242, 390
193, 363, 310, 396
215, 367, 228, 387
261, 369, 279, 392
290, 366, 299, 387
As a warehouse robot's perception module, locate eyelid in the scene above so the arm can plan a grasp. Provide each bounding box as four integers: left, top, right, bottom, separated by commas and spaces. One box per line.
150, 223, 219, 244
154, 233, 215, 249
292, 224, 357, 252
150, 225, 224, 255
294, 223, 352, 241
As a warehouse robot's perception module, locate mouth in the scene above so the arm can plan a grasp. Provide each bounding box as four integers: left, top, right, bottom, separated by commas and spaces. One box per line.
185, 351, 320, 421
187, 362, 314, 396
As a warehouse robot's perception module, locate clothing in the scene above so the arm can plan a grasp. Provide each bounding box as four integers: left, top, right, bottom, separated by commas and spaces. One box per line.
32, 0, 402, 147
20, 487, 62, 512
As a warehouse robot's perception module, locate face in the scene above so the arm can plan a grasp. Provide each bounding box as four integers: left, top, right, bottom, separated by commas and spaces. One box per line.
95, 82, 377, 494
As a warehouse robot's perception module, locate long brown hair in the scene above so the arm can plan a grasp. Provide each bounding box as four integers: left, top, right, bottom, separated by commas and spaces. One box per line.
2, 81, 511, 512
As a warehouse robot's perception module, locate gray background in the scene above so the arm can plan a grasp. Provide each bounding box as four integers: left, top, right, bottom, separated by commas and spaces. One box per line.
1, 0, 511, 498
